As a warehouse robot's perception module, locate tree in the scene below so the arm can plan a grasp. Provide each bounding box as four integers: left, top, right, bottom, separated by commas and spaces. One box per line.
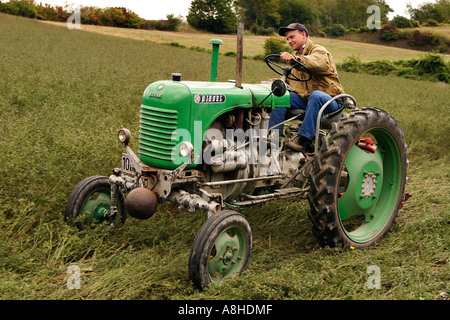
278, 0, 319, 29
104, 8, 124, 27
407, 0, 450, 23
391, 15, 413, 28
187, 0, 237, 34
237, 0, 281, 33
323, 24, 347, 37
313, 0, 392, 29
166, 14, 182, 31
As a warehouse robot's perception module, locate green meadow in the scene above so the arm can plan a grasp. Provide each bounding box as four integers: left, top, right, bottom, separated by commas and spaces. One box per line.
0, 13, 448, 300
42, 19, 450, 64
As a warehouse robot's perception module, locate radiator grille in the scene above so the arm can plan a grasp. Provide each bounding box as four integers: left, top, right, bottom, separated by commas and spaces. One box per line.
139, 105, 179, 162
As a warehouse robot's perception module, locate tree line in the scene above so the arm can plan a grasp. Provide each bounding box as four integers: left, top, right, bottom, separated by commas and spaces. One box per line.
187, 0, 449, 35
188, 0, 394, 35
1, 0, 448, 35
0, 0, 182, 31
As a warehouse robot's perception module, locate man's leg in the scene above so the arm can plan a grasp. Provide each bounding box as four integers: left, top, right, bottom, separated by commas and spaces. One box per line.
268, 108, 287, 135
299, 91, 340, 140
269, 92, 307, 135
286, 91, 341, 152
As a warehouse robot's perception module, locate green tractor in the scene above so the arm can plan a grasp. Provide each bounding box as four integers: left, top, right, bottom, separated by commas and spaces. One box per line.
65, 38, 409, 290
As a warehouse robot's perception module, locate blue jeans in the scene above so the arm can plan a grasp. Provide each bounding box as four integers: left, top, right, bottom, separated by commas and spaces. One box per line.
269, 90, 341, 140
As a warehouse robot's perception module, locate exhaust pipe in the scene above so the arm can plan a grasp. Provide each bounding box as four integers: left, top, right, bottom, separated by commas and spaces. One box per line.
209, 39, 223, 82
209, 21, 244, 86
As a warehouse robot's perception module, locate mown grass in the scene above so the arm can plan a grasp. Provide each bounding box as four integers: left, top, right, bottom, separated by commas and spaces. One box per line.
0, 13, 449, 300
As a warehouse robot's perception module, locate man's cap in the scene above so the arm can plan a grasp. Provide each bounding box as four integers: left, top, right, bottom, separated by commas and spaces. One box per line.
278, 23, 309, 37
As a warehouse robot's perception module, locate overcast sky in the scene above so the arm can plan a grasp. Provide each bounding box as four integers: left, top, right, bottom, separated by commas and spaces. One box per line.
18, 0, 432, 20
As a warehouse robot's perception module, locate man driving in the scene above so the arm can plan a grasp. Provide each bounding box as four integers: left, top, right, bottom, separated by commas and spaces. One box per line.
269, 23, 345, 153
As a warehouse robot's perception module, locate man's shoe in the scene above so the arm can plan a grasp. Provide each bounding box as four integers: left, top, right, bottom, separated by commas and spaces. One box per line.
285, 134, 313, 153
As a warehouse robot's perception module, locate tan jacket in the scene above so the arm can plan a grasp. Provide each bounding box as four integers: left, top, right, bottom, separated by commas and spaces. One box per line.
289, 38, 344, 100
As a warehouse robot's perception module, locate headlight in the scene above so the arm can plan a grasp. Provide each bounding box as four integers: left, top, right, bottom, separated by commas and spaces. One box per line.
179, 141, 194, 158
118, 128, 131, 144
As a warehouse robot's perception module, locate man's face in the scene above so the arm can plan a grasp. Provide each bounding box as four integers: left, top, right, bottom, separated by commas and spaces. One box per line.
285, 30, 307, 52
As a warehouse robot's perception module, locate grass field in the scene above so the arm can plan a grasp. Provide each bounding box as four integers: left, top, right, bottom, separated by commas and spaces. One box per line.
41, 20, 450, 64
0, 13, 449, 301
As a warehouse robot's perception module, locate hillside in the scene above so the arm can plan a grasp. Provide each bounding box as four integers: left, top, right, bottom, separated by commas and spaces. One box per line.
0, 13, 449, 301
342, 26, 450, 54
41, 20, 450, 64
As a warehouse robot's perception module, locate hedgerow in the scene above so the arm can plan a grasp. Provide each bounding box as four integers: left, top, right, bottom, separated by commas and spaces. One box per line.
340, 52, 449, 83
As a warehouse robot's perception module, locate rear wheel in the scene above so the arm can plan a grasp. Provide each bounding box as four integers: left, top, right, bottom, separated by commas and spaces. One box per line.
65, 176, 126, 230
308, 107, 408, 248
189, 210, 252, 290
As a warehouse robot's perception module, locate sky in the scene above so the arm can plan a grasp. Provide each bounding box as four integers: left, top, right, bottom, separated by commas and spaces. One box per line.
26, 0, 432, 21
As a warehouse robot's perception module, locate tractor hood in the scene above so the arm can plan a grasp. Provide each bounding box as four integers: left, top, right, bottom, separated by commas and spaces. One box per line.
139, 80, 290, 169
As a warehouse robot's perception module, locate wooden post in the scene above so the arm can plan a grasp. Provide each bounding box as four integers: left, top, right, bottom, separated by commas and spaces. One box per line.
236, 21, 244, 89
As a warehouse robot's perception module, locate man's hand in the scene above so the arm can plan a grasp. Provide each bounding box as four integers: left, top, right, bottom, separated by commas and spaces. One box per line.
280, 52, 297, 62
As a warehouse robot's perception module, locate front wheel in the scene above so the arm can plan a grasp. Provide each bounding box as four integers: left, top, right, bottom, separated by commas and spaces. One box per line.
189, 210, 252, 290
308, 107, 408, 249
65, 176, 126, 230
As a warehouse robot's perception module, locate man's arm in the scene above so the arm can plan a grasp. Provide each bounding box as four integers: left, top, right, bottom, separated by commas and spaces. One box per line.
280, 47, 333, 75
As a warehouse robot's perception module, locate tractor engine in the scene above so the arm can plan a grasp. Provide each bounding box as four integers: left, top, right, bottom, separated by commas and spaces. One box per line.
135, 76, 305, 206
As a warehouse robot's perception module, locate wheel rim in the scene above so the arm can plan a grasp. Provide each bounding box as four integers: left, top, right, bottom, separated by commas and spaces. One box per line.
81, 188, 112, 226
338, 128, 402, 243
208, 227, 248, 284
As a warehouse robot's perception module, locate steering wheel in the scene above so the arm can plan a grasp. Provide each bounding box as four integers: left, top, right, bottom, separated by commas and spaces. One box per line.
265, 54, 312, 82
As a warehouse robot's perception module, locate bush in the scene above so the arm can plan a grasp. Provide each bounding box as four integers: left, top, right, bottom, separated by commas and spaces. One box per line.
408, 30, 438, 46
340, 57, 363, 73
379, 25, 399, 41
417, 53, 450, 82
251, 54, 266, 61
323, 24, 346, 37
391, 15, 413, 28
163, 42, 186, 48
166, 14, 181, 31
414, 52, 448, 75
364, 60, 397, 75
263, 38, 293, 56
189, 46, 211, 54
251, 25, 276, 36
81, 7, 102, 25
341, 52, 449, 83
224, 51, 236, 57
398, 29, 413, 40
0, 0, 37, 18
358, 26, 370, 33
141, 20, 163, 30
0, 1, 149, 30
411, 20, 421, 27
424, 19, 440, 27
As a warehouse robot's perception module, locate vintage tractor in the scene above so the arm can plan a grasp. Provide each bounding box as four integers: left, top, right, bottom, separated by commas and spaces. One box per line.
65, 38, 409, 290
